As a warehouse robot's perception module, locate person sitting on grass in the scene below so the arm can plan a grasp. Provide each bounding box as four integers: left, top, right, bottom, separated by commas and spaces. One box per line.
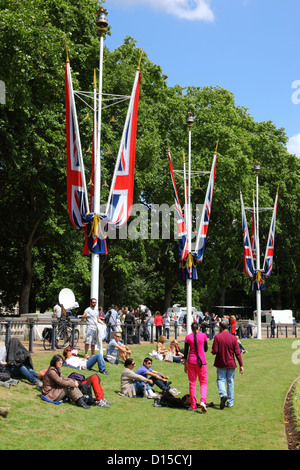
168, 340, 184, 363
136, 357, 180, 395
119, 358, 158, 399
42, 355, 90, 408
0, 338, 42, 388
104, 332, 131, 365
63, 347, 108, 375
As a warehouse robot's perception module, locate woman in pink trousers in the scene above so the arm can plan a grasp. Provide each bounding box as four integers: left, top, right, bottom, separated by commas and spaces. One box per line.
184, 322, 208, 412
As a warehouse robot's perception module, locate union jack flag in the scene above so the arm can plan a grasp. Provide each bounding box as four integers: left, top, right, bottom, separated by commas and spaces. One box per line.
106, 70, 141, 228
262, 192, 278, 277
65, 61, 88, 230
167, 148, 189, 262
193, 154, 217, 263
240, 191, 256, 279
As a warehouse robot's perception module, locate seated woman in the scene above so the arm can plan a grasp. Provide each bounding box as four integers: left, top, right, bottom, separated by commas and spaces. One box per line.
168, 340, 184, 363
42, 355, 89, 408
156, 335, 168, 356
63, 347, 108, 375
39, 365, 111, 408
120, 358, 158, 398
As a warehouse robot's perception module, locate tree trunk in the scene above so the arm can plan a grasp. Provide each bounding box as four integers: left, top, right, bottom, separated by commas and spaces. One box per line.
19, 220, 40, 314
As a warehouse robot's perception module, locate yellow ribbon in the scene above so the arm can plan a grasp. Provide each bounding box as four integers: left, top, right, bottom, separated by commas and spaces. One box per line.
181, 252, 197, 269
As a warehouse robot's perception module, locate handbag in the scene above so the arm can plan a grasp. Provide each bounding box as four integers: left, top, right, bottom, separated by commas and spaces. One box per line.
68, 372, 85, 382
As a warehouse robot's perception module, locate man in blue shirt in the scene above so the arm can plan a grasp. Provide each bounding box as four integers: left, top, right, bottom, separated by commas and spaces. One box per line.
136, 357, 179, 395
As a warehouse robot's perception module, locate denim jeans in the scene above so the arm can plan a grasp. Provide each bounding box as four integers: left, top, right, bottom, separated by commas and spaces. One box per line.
152, 374, 169, 391
5, 365, 38, 383
216, 368, 235, 406
133, 380, 151, 396
86, 353, 106, 372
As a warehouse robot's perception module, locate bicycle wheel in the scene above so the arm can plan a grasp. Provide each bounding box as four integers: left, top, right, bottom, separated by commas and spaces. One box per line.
43, 336, 52, 350
43, 328, 53, 350
56, 325, 70, 349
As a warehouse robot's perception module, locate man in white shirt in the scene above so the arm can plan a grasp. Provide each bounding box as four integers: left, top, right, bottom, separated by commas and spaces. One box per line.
82, 298, 105, 358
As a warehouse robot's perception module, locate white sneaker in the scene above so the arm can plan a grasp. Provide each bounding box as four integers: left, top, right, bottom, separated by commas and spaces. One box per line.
200, 402, 207, 413
169, 388, 180, 396
147, 389, 159, 399
96, 399, 110, 408
143, 390, 150, 398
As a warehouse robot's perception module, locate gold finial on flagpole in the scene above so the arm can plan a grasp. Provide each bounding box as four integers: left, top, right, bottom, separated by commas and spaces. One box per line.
137, 50, 144, 71
182, 149, 186, 163
93, 69, 97, 89
214, 139, 219, 154
65, 40, 69, 63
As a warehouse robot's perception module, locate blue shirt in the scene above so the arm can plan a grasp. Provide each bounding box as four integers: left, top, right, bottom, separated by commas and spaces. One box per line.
136, 364, 153, 378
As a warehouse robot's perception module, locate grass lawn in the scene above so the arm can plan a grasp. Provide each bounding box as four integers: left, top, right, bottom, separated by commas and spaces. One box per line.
0, 337, 299, 450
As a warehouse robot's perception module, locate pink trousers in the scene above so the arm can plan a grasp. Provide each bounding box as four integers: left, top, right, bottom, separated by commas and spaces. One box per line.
187, 363, 207, 410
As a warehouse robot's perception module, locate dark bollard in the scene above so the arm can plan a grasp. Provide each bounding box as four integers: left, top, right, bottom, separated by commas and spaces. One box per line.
150, 324, 154, 344
52, 321, 57, 350
174, 322, 178, 340
70, 322, 76, 348
124, 324, 127, 345
28, 320, 34, 353
5, 319, 11, 348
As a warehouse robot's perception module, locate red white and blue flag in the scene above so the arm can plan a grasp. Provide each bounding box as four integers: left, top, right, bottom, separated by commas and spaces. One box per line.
65, 61, 89, 230
262, 192, 278, 277
105, 70, 141, 228
193, 154, 217, 263
167, 147, 189, 262
240, 191, 256, 279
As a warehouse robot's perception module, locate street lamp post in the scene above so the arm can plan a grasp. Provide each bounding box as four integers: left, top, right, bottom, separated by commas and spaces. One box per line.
186, 111, 194, 335
90, 8, 108, 306
254, 161, 262, 340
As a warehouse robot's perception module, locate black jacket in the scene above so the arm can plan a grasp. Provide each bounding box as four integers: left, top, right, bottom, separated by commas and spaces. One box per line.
6, 338, 34, 369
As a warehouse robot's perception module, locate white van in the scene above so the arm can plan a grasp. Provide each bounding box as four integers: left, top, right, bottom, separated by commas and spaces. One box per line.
253, 309, 295, 324
167, 306, 204, 324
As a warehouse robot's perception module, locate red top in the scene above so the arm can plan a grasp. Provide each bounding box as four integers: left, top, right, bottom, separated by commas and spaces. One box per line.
211, 331, 243, 369
154, 315, 164, 326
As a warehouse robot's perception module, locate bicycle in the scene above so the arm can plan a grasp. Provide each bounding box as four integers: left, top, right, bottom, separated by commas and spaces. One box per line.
42, 318, 79, 350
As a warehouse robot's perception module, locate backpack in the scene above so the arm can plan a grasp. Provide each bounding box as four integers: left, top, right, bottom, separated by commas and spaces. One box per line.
78, 383, 96, 406
0, 371, 11, 382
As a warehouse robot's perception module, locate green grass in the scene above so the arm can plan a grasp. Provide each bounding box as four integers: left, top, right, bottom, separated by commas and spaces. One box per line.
0, 338, 299, 450
292, 376, 300, 436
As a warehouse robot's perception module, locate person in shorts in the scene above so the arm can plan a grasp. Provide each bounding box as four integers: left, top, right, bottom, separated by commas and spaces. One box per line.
105, 333, 131, 364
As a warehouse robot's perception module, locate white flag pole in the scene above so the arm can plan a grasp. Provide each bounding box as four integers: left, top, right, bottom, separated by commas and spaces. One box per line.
90, 9, 108, 306
254, 162, 262, 340
186, 112, 194, 335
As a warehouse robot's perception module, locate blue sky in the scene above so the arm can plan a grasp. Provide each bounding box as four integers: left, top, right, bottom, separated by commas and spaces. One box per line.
103, 0, 300, 156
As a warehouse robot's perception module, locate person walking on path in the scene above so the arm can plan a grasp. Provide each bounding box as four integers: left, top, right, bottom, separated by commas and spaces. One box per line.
184, 322, 208, 413
211, 321, 244, 409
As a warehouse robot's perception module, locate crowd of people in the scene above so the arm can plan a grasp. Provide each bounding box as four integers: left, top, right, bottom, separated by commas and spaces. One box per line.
0, 299, 246, 416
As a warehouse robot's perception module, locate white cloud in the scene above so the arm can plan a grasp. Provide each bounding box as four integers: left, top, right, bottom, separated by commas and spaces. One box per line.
287, 134, 300, 158
110, 0, 215, 22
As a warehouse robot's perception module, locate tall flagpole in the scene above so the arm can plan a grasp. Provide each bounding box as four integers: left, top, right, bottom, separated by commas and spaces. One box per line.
186, 112, 194, 335
90, 9, 108, 306
254, 161, 262, 340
